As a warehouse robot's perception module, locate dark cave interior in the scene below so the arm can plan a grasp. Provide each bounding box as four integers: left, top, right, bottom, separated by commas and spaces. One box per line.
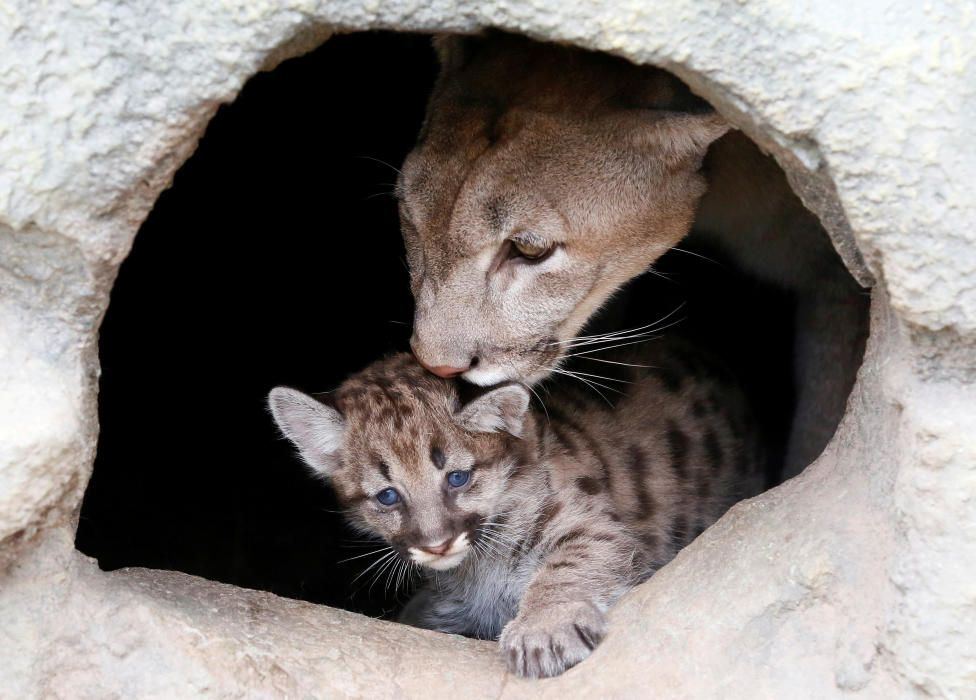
76, 32, 798, 619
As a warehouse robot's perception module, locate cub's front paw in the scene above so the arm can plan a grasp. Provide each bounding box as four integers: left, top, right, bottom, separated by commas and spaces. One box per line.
498, 601, 607, 678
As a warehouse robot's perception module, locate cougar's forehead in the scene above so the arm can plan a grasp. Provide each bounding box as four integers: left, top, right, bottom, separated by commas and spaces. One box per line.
400, 145, 513, 267
402, 112, 621, 257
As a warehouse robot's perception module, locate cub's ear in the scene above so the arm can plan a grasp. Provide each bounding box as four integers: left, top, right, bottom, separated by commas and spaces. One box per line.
624, 111, 731, 168
454, 383, 531, 438
267, 387, 345, 477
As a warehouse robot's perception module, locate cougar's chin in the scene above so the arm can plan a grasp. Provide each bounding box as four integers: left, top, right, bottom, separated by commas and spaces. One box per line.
463, 364, 513, 386
463, 347, 561, 387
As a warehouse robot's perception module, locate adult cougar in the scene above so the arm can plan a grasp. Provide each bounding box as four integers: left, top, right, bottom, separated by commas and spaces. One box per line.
397, 33, 867, 478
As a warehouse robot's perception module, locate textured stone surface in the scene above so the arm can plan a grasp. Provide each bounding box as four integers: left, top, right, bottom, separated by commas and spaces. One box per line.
1, 1, 974, 697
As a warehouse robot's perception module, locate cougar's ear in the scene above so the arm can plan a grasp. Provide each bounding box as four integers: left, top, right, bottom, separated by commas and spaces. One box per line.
622, 111, 731, 168
268, 387, 345, 478
454, 383, 531, 438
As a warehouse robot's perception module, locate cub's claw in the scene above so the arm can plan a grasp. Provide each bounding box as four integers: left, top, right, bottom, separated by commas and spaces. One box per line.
498, 601, 607, 678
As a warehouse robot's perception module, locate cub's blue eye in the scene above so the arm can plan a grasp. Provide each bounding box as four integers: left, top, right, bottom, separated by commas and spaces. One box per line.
376, 488, 401, 506
447, 470, 470, 488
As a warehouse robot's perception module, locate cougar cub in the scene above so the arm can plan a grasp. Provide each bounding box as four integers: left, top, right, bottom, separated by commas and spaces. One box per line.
269, 344, 762, 678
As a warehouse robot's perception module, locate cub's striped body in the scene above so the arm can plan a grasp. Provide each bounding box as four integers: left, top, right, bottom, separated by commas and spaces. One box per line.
269, 340, 762, 678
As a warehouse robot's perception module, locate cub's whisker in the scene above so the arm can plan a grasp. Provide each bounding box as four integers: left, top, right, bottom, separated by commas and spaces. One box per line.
480, 531, 519, 552
368, 553, 400, 596
480, 532, 518, 547
351, 549, 398, 585
478, 538, 504, 558
337, 546, 392, 564
474, 539, 496, 561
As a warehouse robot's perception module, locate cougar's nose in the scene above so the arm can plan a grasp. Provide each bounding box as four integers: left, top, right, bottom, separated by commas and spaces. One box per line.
411, 340, 478, 378
417, 359, 469, 378
418, 537, 455, 556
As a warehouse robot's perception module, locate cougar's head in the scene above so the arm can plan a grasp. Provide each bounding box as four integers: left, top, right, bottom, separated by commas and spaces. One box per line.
399, 34, 728, 385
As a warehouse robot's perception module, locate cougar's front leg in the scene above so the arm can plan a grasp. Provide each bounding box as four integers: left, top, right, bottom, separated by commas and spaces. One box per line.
499, 496, 636, 678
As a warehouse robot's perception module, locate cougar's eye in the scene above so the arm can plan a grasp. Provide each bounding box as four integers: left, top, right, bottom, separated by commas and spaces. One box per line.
509, 233, 555, 263
447, 470, 470, 488
376, 488, 401, 506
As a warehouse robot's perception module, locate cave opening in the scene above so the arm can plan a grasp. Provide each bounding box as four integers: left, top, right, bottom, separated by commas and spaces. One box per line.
75, 31, 862, 620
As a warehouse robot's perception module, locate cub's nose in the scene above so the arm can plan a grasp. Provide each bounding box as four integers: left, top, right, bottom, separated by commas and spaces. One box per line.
418, 537, 455, 556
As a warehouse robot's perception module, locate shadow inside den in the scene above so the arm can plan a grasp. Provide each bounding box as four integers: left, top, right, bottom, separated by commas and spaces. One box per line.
76, 31, 850, 622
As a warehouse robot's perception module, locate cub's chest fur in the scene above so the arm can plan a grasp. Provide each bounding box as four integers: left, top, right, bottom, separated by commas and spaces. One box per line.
410, 550, 540, 640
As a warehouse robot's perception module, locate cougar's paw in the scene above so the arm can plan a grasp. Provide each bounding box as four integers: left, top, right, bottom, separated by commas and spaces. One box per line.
498, 601, 607, 678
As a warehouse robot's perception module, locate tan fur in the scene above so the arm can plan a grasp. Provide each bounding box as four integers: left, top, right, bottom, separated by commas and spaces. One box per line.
398, 33, 868, 477
268, 340, 763, 678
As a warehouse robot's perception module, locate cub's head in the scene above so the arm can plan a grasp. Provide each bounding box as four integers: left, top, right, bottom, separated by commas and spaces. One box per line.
399, 33, 728, 386
268, 354, 531, 571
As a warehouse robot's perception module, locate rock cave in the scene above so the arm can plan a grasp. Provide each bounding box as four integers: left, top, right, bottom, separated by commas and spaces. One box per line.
1, 3, 972, 698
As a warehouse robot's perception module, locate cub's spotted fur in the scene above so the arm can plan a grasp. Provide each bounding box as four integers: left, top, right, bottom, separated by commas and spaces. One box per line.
269, 343, 762, 678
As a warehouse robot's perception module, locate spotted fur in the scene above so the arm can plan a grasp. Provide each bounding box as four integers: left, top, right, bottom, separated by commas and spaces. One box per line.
268, 341, 762, 678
